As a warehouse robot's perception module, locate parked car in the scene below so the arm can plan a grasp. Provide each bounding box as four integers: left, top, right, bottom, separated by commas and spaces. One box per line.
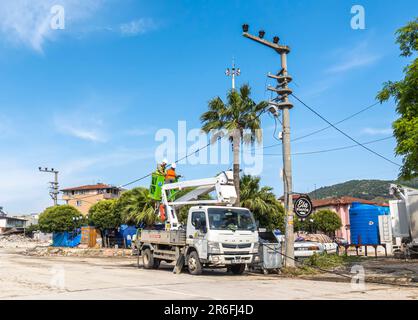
334, 237, 349, 246
294, 233, 338, 259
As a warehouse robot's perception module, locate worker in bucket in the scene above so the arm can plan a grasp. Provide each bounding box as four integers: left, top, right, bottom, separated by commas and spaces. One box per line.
156, 158, 168, 175
165, 163, 179, 183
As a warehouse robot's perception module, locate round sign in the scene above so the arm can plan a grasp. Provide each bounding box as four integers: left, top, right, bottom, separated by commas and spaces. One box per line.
294, 195, 313, 218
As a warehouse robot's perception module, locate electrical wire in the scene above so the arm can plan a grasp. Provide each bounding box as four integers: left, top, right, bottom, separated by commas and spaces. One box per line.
272, 115, 282, 143
255, 100, 381, 151
256, 136, 394, 157
292, 101, 380, 143
291, 93, 401, 167
60, 139, 218, 202
260, 242, 418, 289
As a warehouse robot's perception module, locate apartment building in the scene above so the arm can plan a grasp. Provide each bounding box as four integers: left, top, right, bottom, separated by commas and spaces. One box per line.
61, 183, 122, 215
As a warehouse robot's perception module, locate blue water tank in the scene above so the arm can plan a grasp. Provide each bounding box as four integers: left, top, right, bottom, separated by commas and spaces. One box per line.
349, 202, 387, 245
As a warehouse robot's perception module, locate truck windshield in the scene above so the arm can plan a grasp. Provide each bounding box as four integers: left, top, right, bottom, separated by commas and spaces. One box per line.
207, 208, 256, 231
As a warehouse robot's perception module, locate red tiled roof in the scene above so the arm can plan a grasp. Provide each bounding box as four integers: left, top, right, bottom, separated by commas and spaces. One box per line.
278, 194, 302, 201
312, 196, 377, 208
278, 194, 378, 207
61, 183, 118, 192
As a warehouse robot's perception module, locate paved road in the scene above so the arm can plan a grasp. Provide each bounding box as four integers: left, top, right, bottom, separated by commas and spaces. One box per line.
0, 249, 417, 300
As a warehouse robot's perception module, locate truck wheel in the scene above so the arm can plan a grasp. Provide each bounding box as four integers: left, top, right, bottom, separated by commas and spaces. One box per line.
230, 264, 246, 275
142, 248, 154, 269
187, 251, 203, 275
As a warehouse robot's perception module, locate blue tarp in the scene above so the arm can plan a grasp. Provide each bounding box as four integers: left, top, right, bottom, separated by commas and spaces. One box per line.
52, 231, 81, 247
118, 225, 137, 247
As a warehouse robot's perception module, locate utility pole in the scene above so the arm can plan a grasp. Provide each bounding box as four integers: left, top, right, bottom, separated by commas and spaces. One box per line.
225, 58, 241, 90
39, 167, 59, 206
242, 24, 295, 267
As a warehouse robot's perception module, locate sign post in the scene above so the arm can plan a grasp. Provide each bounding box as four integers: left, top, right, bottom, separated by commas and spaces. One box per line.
294, 195, 313, 219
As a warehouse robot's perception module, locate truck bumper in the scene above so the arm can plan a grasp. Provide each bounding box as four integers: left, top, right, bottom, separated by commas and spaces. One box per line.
207, 254, 255, 266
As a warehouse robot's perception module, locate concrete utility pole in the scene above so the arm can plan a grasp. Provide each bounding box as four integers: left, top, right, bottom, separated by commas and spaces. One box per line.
242, 24, 295, 267
39, 167, 59, 206
225, 58, 241, 90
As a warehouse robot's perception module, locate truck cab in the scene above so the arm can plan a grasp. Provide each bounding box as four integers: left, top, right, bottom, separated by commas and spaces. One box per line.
185, 205, 259, 274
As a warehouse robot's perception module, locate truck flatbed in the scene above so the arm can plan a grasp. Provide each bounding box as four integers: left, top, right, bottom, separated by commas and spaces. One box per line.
139, 229, 186, 246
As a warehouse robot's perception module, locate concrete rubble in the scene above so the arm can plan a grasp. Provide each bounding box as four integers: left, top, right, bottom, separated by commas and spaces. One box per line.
25, 246, 133, 257
0, 234, 50, 250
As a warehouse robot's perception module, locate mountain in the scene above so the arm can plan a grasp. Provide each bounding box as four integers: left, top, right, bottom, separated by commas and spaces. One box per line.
308, 178, 418, 203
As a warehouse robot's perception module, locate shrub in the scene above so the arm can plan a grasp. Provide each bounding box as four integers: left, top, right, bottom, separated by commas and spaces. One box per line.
38, 205, 83, 233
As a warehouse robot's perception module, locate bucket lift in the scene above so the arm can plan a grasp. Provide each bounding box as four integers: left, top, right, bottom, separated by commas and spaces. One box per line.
154, 171, 237, 230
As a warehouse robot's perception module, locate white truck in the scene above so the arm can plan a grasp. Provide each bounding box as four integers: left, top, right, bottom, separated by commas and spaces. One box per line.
389, 184, 418, 258
136, 171, 259, 275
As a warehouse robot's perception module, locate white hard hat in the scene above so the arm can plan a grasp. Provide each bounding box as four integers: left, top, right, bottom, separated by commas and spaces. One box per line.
162, 158, 168, 164
171, 163, 176, 169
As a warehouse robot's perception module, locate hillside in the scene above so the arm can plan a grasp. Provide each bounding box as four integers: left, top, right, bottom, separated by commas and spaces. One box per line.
308, 178, 418, 203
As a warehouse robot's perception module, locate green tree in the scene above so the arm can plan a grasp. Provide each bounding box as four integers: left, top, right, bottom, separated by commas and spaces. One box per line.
116, 187, 157, 226
201, 84, 268, 204
295, 210, 341, 235
294, 218, 315, 233
313, 209, 342, 235
240, 175, 285, 232
38, 205, 83, 233
89, 199, 121, 246
25, 224, 40, 236
377, 18, 418, 179
88, 199, 121, 231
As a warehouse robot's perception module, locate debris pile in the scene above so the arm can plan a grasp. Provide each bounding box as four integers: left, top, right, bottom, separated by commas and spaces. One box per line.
0, 234, 50, 249
25, 246, 133, 257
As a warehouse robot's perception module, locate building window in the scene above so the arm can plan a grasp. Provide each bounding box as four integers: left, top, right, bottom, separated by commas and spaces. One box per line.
76, 200, 82, 207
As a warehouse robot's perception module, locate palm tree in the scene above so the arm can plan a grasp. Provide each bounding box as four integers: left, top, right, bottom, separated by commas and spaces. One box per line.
116, 187, 158, 226
200, 84, 268, 204
240, 175, 285, 232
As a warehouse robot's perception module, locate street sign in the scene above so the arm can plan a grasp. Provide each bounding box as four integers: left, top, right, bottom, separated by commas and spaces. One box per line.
294, 195, 313, 218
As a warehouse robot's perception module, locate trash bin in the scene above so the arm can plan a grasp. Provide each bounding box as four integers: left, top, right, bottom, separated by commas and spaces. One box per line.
249, 231, 283, 274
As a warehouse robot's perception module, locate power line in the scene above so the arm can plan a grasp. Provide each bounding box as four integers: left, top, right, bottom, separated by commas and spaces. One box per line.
291, 93, 401, 167
292, 101, 380, 143
258, 136, 394, 156
272, 114, 282, 143
256, 100, 381, 151
260, 243, 418, 289
120, 140, 213, 188
63, 140, 216, 202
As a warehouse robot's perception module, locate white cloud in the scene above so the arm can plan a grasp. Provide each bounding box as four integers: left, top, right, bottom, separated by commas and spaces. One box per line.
61, 148, 155, 176
119, 18, 157, 36
326, 41, 381, 74
59, 125, 105, 142
362, 127, 393, 135
0, 0, 103, 52
53, 113, 106, 143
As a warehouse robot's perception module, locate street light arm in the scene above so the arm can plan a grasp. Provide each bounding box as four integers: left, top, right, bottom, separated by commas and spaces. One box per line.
242, 32, 290, 54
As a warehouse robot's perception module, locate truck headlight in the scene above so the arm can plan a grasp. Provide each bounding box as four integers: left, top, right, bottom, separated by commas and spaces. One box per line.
208, 241, 221, 254
253, 242, 259, 253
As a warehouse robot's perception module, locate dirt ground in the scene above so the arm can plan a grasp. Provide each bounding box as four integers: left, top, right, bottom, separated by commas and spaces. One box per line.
0, 246, 417, 300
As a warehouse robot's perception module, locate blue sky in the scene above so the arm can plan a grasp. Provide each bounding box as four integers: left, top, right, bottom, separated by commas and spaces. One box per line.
0, 0, 416, 213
